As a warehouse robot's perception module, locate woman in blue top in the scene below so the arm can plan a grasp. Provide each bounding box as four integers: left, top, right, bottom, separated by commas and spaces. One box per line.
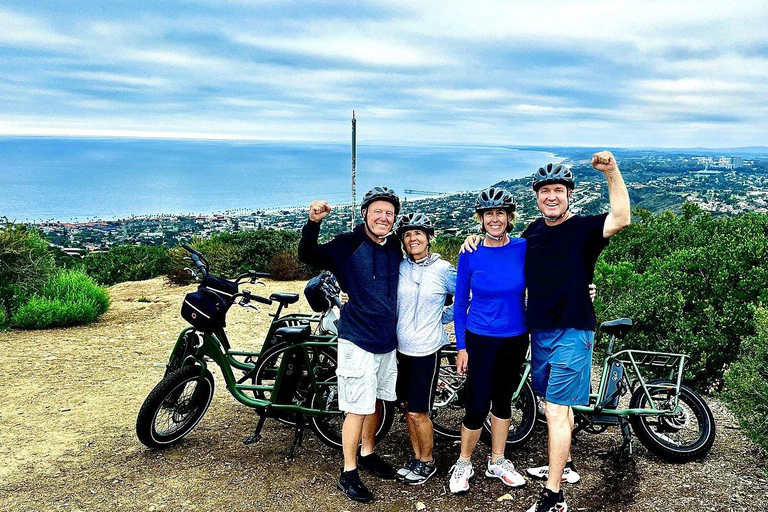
448, 187, 528, 494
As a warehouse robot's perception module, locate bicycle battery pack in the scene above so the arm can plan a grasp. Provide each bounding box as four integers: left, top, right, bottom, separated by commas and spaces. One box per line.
274, 345, 305, 405
604, 361, 624, 409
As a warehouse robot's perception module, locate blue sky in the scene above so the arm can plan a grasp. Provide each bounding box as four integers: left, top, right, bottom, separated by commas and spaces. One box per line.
1, 0, 767, 148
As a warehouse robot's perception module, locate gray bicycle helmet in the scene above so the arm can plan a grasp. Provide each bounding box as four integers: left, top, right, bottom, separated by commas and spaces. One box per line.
361, 186, 401, 215
396, 212, 435, 238
475, 187, 516, 212
532, 163, 575, 192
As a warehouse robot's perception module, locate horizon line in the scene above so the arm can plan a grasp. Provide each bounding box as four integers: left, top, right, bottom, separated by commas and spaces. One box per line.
0, 128, 762, 152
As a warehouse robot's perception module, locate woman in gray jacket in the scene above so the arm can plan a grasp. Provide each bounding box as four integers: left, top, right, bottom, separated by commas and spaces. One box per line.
394, 213, 457, 486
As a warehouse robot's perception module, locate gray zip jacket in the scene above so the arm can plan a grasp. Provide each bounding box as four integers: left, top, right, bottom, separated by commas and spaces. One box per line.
396, 253, 457, 357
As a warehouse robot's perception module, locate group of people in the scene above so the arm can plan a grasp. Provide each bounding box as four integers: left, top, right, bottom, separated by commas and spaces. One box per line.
298, 150, 630, 512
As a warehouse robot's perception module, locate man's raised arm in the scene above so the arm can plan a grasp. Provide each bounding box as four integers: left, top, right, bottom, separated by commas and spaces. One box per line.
592, 151, 630, 238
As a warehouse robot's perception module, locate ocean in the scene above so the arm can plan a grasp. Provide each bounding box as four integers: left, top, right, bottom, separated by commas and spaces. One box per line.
0, 137, 559, 222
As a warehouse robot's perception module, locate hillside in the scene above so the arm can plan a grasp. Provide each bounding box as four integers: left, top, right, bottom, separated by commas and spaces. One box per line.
1, 277, 766, 511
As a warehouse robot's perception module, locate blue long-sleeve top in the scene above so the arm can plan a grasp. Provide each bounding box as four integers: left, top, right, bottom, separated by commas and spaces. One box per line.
453, 238, 527, 350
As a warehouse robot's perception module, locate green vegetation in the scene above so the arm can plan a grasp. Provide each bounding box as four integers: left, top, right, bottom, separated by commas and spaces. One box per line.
431, 235, 463, 267
167, 230, 308, 284
81, 245, 171, 286
0, 220, 56, 327
11, 269, 110, 329
594, 203, 768, 389
724, 307, 768, 458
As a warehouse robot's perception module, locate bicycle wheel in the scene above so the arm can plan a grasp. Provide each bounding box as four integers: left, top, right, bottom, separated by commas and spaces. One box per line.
251, 342, 338, 426
308, 376, 395, 450
629, 379, 716, 462
481, 378, 538, 448
136, 365, 215, 448
431, 365, 467, 439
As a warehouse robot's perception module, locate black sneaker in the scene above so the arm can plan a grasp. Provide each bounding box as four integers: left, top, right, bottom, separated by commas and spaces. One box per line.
337, 469, 373, 503
396, 458, 419, 481
404, 459, 437, 485
525, 487, 567, 512
358, 451, 396, 479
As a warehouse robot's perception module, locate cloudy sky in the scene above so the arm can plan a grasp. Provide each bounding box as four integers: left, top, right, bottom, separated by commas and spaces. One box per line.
2, 0, 767, 148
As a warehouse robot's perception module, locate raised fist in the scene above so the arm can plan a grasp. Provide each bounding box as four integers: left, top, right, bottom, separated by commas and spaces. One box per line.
309, 200, 331, 222
592, 151, 618, 175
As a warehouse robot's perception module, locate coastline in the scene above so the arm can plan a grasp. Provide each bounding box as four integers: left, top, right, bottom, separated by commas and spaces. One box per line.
1, 137, 560, 223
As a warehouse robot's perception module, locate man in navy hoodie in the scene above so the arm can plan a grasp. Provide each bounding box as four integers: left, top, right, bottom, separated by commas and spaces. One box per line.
298, 186, 402, 503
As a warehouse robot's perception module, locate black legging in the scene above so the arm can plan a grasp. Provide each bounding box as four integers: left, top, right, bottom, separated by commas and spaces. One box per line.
462, 330, 529, 430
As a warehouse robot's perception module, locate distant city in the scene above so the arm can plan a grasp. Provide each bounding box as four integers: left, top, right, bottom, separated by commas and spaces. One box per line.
26, 150, 768, 255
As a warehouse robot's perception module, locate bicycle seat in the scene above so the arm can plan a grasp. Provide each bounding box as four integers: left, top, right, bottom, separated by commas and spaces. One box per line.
269, 292, 300, 305
274, 325, 312, 345
599, 318, 633, 339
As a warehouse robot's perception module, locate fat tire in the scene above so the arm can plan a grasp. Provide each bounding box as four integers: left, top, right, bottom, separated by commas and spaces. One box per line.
629, 379, 716, 462
308, 377, 395, 450
136, 365, 214, 448
480, 378, 538, 448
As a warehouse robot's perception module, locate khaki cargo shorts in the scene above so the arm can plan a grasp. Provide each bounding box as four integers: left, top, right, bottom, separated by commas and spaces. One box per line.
336, 338, 397, 415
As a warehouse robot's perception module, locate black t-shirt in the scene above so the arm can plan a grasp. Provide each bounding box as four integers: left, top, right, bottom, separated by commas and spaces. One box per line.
521, 214, 609, 331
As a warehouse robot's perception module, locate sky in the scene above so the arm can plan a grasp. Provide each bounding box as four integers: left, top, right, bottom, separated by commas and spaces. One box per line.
1, 0, 767, 148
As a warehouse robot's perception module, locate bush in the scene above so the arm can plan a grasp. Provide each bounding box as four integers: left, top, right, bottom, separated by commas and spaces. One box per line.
431, 235, 463, 267
723, 306, 768, 458
269, 250, 313, 281
594, 207, 768, 389
11, 270, 110, 329
0, 220, 56, 322
81, 245, 171, 286
166, 230, 300, 285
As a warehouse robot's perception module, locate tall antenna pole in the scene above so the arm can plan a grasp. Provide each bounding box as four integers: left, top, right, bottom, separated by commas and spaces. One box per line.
351, 110, 357, 229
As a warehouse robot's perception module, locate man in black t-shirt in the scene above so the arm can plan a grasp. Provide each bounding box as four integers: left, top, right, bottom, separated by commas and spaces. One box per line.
523, 152, 630, 512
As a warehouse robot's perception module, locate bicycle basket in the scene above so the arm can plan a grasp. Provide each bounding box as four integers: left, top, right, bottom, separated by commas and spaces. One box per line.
304, 273, 332, 313
181, 289, 228, 332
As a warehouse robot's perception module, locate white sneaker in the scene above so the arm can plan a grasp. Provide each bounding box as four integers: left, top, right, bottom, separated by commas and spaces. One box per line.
485, 456, 526, 487
448, 459, 474, 494
526, 464, 581, 484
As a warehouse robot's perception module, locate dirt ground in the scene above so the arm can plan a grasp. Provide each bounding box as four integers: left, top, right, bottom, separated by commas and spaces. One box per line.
1, 276, 767, 512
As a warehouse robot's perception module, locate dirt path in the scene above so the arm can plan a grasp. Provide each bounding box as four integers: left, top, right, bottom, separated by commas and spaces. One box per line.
1, 277, 766, 511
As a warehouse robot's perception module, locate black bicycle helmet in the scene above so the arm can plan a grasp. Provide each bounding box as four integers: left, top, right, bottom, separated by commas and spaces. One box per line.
532, 163, 575, 192
475, 187, 516, 212
360, 186, 401, 215
396, 212, 435, 238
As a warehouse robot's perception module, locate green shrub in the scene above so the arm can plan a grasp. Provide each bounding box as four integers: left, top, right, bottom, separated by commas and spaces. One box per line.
0, 220, 56, 320
723, 307, 768, 458
269, 250, 313, 281
431, 235, 463, 267
166, 230, 300, 285
594, 207, 768, 389
81, 245, 171, 286
11, 270, 110, 329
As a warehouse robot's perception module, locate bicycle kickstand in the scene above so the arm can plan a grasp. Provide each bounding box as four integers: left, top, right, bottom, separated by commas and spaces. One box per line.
243, 412, 267, 445
287, 413, 305, 461
618, 418, 633, 460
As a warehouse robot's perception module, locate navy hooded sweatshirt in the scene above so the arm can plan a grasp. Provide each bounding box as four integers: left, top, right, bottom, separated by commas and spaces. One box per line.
298, 221, 400, 354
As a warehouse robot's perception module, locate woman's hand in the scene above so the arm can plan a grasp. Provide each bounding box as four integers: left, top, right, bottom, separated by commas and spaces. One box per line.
456, 349, 469, 376
589, 283, 596, 303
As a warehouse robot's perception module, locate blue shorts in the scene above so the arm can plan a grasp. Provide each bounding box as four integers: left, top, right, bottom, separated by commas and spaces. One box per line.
530, 329, 594, 406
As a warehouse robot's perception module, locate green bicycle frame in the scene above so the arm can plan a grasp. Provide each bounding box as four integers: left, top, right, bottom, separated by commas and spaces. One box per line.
168, 326, 341, 417
572, 348, 687, 418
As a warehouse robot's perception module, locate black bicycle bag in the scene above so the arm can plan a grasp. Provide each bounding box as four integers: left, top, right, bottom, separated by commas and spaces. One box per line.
181, 288, 228, 332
